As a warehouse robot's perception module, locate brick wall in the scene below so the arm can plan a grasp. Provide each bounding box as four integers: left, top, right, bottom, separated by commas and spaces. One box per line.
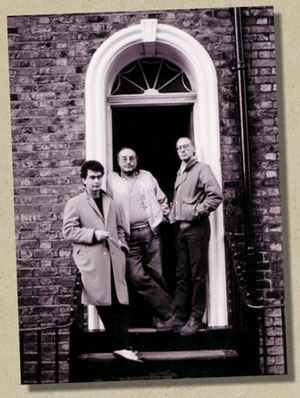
242, 7, 284, 374
8, 6, 285, 382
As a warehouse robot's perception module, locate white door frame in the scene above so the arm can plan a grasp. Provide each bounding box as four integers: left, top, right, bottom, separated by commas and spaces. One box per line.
85, 20, 228, 328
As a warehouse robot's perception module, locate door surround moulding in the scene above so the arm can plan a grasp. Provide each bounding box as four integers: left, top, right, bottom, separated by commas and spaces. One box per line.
85, 19, 228, 327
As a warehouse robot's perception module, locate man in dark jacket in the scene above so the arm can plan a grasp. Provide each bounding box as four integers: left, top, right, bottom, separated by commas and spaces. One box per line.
169, 137, 223, 336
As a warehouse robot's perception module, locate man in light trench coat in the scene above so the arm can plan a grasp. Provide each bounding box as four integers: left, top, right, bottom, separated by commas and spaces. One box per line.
63, 160, 143, 363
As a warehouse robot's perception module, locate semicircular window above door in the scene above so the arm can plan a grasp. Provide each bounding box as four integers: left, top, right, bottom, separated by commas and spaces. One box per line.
111, 58, 192, 95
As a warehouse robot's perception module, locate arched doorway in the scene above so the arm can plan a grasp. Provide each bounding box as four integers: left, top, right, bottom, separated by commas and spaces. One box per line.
85, 20, 227, 328
109, 56, 195, 201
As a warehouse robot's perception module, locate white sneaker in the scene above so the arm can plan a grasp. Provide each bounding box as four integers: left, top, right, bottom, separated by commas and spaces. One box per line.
113, 349, 144, 363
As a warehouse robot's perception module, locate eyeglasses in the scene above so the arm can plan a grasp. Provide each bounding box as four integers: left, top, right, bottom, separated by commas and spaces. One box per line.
176, 144, 192, 151
119, 156, 136, 162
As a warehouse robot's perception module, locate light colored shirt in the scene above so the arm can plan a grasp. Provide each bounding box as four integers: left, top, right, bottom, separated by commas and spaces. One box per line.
127, 177, 148, 227
107, 169, 170, 236
179, 161, 186, 175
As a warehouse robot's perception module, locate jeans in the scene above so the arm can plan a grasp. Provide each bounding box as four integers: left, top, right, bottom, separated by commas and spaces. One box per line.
174, 218, 210, 322
126, 225, 173, 321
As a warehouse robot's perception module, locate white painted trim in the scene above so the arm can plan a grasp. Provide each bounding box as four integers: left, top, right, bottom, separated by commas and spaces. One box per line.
141, 19, 157, 42
85, 20, 228, 328
107, 92, 197, 106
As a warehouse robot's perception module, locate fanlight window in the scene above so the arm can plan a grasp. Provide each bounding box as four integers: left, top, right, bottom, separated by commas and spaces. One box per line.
111, 58, 192, 95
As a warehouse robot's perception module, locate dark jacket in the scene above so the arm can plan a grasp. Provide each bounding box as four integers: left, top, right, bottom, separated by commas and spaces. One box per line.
169, 157, 223, 223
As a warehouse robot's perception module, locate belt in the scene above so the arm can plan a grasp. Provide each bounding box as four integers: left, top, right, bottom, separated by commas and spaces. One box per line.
178, 217, 208, 230
179, 221, 192, 230
130, 223, 150, 231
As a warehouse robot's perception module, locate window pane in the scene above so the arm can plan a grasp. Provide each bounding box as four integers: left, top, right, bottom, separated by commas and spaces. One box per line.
111, 58, 192, 95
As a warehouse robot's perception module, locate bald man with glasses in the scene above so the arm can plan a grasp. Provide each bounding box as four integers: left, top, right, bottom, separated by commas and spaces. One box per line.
169, 137, 223, 336
107, 147, 175, 332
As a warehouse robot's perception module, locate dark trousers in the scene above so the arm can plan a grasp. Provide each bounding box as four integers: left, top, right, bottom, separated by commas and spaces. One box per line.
96, 269, 129, 351
126, 225, 173, 321
174, 218, 210, 323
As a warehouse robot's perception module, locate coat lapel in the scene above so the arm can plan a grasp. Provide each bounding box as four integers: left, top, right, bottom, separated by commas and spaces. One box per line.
174, 171, 187, 190
175, 157, 198, 190
85, 191, 105, 223
102, 193, 111, 227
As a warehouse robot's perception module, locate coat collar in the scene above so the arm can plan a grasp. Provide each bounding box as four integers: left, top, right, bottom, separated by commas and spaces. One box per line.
175, 156, 198, 189
182, 156, 198, 172
84, 189, 110, 224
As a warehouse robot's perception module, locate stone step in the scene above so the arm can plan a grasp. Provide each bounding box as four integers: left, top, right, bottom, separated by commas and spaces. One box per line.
74, 326, 237, 353
70, 348, 241, 382
79, 349, 238, 362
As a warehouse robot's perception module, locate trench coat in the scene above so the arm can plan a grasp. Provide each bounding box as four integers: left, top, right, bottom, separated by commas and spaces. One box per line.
62, 190, 129, 306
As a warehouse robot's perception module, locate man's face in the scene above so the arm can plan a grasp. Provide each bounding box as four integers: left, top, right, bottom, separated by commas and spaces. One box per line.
118, 148, 137, 174
176, 138, 195, 162
82, 169, 103, 197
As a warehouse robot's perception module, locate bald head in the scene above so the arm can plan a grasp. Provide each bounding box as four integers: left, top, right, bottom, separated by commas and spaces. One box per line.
176, 137, 195, 163
117, 147, 138, 176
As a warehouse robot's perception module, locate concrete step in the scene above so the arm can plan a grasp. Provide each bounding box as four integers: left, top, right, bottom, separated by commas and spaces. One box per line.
79, 349, 238, 362
75, 326, 237, 353
70, 348, 240, 382
69, 326, 242, 382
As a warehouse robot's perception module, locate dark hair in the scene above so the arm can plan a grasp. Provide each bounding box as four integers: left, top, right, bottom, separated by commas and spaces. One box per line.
80, 160, 104, 179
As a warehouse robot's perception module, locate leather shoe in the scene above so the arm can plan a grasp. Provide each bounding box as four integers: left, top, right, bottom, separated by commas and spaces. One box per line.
171, 314, 185, 328
156, 316, 175, 332
179, 316, 206, 336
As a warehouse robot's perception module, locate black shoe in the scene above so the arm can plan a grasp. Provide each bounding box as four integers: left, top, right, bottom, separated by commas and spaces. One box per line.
152, 315, 159, 328
113, 349, 144, 363
156, 316, 175, 332
179, 316, 206, 336
171, 314, 185, 329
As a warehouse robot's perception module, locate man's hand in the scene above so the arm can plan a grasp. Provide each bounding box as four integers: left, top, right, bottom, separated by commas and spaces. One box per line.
94, 230, 110, 242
